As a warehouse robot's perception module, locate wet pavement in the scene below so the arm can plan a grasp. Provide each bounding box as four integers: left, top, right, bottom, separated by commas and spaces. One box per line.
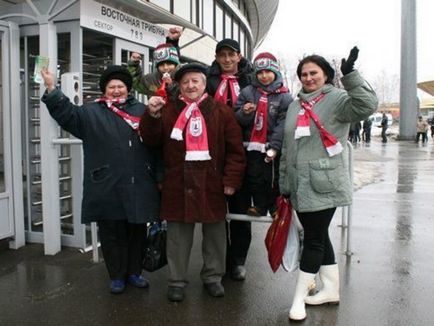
1, 136, 434, 326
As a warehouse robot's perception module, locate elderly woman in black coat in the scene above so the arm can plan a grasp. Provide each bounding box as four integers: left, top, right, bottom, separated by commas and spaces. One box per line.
41, 66, 161, 294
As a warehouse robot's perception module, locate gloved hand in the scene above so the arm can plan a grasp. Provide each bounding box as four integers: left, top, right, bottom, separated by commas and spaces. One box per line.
340, 46, 359, 75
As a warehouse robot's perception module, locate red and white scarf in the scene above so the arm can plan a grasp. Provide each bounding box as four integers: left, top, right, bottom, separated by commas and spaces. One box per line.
170, 93, 211, 161
295, 93, 343, 157
247, 86, 288, 152
214, 74, 240, 106
96, 97, 140, 130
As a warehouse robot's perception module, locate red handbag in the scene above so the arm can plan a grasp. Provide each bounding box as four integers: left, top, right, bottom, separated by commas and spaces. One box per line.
265, 196, 293, 272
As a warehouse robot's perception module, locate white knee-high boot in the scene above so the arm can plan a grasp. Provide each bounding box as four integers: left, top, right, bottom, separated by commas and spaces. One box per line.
305, 264, 340, 305
289, 271, 316, 321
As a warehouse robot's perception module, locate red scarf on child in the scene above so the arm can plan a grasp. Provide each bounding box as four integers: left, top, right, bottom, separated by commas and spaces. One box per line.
247, 86, 288, 152
214, 75, 240, 106
295, 93, 343, 157
170, 93, 211, 161
96, 97, 140, 130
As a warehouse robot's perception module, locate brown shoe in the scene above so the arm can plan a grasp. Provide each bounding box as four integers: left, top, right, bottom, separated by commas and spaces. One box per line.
246, 206, 261, 217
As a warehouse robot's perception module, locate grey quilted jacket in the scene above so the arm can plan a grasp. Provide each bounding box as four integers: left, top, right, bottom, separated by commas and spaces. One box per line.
279, 71, 378, 212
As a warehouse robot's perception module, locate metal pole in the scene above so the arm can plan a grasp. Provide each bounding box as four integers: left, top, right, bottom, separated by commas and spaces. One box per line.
226, 213, 273, 223
91, 222, 99, 263
345, 141, 354, 256
399, 0, 417, 140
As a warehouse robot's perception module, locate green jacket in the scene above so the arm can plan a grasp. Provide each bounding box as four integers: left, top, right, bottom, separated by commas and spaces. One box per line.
279, 71, 378, 212
127, 61, 179, 100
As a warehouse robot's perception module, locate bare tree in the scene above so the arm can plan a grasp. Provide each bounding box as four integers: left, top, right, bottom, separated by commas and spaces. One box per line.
372, 70, 400, 106
278, 55, 301, 95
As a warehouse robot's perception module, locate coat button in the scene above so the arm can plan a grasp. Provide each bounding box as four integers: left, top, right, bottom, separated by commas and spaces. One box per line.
187, 188, 193, 194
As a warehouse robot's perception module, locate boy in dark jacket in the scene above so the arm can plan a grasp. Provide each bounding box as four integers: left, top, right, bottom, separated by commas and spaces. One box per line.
128, 27, 181, 100
234, 52, 292, 218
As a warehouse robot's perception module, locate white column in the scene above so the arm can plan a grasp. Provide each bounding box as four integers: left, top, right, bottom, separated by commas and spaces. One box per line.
8, 22, 25, 249
39, 22, 61, 255
399, 0, 417, 140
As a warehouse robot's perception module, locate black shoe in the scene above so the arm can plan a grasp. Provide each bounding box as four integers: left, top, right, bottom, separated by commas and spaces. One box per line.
230, 265, 246, 281
203, 282, 225, 297
167, 286, 184, 302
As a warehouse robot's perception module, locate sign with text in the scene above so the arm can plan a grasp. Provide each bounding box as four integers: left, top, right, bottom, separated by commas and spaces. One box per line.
80, 0, 166, 47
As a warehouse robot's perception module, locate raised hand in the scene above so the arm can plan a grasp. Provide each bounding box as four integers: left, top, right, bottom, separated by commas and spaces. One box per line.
340, 46, 359, 75
40, 68, 56, 92
147, 96, 166, 118
168, 27, 182, 40
130, 52, 142, 63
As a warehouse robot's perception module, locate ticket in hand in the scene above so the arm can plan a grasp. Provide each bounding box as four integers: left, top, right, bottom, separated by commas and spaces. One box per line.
33, 56, 50, 84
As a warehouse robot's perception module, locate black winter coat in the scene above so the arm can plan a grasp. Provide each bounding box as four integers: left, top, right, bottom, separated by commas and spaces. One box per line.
42, 89, 161, 224
206, 57, 253, 102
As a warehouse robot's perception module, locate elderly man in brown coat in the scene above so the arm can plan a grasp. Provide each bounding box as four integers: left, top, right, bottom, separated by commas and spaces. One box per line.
139, 62, 246, 302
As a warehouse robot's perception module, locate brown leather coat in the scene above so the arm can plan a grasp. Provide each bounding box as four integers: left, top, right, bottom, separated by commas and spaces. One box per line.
139, 95, 246, 223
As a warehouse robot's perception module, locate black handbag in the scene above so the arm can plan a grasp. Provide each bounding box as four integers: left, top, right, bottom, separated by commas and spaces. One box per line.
143, 222, 167, 272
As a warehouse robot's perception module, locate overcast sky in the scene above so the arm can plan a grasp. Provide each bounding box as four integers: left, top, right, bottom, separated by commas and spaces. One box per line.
257, 0, 433, 98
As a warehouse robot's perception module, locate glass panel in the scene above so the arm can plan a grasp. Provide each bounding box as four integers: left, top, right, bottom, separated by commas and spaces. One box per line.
149, 0, 171, 11
82, 29, 113, 103
215, 3, 224, 41
0, 33, 4, 193
233, 20, 239, 42
225, 13, 232, 38
174, 0, 191, 21
203, 0, 214, 36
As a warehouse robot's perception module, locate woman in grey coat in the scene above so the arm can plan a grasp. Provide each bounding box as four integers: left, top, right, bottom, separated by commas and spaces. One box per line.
279, 48, 378, 321
41, 66, 161, 294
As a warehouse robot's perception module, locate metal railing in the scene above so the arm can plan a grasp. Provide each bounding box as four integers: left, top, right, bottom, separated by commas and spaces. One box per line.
226, 141, 354, 257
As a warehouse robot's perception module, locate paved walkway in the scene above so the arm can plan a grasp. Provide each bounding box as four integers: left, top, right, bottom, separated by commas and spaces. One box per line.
0, 136, 433, 326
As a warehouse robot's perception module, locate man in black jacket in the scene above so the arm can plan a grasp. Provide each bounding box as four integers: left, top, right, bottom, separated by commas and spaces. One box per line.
207, 39, 253, 281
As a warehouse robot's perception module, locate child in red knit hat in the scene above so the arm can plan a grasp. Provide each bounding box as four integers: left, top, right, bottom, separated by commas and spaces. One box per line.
128, 27, 182, 99
233, 52, 293, 217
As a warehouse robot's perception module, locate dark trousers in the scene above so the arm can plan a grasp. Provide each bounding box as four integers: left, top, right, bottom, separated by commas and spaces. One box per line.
226, 151, 279, 267
363, 128, 371, 143
381, 127, 388, 142
98, 220, 146, 280
416, 132, 428, 143
227, 195, 252, 268
297, 207, 336, 274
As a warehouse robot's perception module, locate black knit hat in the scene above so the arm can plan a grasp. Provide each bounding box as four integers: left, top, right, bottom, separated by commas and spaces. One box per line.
99, 65, 133, 93
296, 55, 335, 85
174, 62, 208, 82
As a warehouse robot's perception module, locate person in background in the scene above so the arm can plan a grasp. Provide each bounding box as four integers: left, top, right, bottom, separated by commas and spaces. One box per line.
206, 38, 254, 281
430, 118, 434, 139
279, 47, 378, 321
354, 121, 361, 143
381, 112, 388, 143
128, 27, 182, 100
415, 115, 429, 143
362, 117, 372, 143
233, 52, 292, 220
40, 66, 161, 294
139, 63, 246, 303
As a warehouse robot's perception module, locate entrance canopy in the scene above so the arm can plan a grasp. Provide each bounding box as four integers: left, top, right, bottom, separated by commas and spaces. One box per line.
417, 80, 434, 96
